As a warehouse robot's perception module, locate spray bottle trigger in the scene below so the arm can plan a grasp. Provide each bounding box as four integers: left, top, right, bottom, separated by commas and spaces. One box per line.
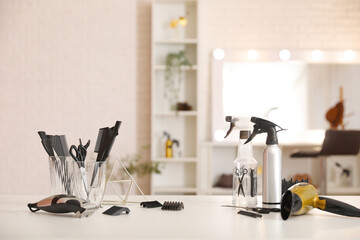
244, 128, 259, 144
224, 122, 235, 138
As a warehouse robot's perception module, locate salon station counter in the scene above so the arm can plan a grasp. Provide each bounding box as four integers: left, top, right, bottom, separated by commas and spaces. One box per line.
0, 195, 359, 239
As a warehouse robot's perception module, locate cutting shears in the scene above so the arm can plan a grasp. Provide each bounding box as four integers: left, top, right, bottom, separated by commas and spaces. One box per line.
235, 167, 248, 197
70, 139, 90, 195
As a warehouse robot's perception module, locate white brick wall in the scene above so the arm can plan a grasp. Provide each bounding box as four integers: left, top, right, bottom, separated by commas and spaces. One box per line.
198, 0, 360, 141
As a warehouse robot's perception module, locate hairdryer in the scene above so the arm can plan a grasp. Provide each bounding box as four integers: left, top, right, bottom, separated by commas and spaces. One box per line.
28, 194, 98, 218
281, 182, 360, 220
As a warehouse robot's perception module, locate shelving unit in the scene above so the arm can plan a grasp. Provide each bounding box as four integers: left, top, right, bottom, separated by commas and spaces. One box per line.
201, 141, 360, 195
151, 0, 199, 195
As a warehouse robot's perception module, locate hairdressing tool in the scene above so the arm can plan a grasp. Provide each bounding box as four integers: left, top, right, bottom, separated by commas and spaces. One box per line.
27, 194, 97, 218
38, 131, 55, 156
38, 131, 72, 194
53, 135, 70, 157
236, 167, 248, 197
245, 117, 286, 207
161, 201, 184, 211
281, 182, 360, 220
281, 177, 309, 194
250, 169, 256, 197
221, 205, 279, 213
70, 139, 91, 195
224, 117, 258, 208
91, 121, 122, 188
103, 206, 130, 216
237, 210, 262, 218
140, 201, 163, 208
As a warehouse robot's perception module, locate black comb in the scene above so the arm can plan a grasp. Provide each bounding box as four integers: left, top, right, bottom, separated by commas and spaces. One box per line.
161, 201, 184, 211
140, 201, 163, 208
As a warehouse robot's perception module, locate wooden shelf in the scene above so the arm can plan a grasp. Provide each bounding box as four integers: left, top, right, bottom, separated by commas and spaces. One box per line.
154, 39, 197, 44
154, 65, 198, 70
209, 187, 232, 195
152, 157, 197, 163
327, 185, 360, 195
154, 111, 197, 117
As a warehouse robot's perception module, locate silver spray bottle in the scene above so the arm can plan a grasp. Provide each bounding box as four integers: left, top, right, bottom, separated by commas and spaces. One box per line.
244, 117, 286, 207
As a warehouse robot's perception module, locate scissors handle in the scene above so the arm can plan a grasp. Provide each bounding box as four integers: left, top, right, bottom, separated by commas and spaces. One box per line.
69, 145, 83, 167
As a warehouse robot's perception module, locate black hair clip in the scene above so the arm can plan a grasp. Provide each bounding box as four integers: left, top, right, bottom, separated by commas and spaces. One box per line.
140, 201, 163, 208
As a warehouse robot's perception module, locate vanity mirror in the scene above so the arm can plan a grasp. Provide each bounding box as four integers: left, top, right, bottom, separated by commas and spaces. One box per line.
211, 49, 360, 144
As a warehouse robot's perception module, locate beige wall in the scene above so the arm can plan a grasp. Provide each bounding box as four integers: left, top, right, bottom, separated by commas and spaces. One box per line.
0, 0, 140, 194
1, 0, 359, 194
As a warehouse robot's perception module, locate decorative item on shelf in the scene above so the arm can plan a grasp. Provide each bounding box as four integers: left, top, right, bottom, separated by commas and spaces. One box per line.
102, 157, 147, 205
176, 102, 192, 111
169, 16, 187, 38
214, 174, 232, 188
164, 51, 192, 111
326, 87, 345, 130
102, 146, 161, 205
124, 145, 162, 177
333, 162, 352, 187
163, 131, 180, 158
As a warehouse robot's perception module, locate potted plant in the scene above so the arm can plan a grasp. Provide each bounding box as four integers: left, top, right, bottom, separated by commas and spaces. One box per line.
164, 51, 192, 110
107, 145, 161, 180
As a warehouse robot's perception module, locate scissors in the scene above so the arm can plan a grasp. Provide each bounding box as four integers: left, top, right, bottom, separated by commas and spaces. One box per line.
235, 167, 248, 197
70, 139, 90, 195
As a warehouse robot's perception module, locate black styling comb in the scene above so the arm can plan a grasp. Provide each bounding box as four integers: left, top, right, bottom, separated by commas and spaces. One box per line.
161, 201, 184, 211
140, 201, 163, 208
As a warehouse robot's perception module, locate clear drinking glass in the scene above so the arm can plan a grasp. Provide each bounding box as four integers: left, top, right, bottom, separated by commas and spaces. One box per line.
48, 156, 74, 195
72, 160, 107, 207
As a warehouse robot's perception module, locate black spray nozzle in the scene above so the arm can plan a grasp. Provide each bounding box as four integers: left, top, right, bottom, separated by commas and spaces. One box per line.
163, 131, 171, 139
224, 116, 240, 138
172, 139, 179, 147
245, 117, 286, 145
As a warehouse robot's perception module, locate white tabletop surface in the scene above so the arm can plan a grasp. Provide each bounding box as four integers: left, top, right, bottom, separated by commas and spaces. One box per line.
1, 195, 360, 240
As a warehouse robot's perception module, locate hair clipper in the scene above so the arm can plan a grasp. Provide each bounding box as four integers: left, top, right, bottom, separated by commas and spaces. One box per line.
28, 194, 98, 218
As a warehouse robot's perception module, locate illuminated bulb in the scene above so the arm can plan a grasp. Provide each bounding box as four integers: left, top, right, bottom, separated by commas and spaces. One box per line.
247, 49, 258, 61
344, 49, 355, 61
214, 130, 226, 142
213, 48, 225, 60
179, 17, 187, 27
279, 49, 291, 61
312, 49, 323, 61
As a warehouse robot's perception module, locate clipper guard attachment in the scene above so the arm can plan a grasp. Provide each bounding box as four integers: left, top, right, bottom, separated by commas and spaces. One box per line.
161, 201, 184, 211
140, 201, 163, 208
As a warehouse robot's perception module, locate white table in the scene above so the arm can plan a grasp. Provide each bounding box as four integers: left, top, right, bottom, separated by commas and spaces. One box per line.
1, 195, 360, 239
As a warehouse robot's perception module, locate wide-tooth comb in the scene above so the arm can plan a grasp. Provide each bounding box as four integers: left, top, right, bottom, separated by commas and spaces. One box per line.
161, 201, 184, 211
140, 201, 163, 208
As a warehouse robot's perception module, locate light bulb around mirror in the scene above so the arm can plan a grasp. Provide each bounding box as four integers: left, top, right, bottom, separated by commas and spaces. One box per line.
213, 48, 225, 60
279, 49, 291, 61
247, 49, 258, 61
344, 50, 355, 61
312, 50, 323, 61
214, 129, 226, 142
